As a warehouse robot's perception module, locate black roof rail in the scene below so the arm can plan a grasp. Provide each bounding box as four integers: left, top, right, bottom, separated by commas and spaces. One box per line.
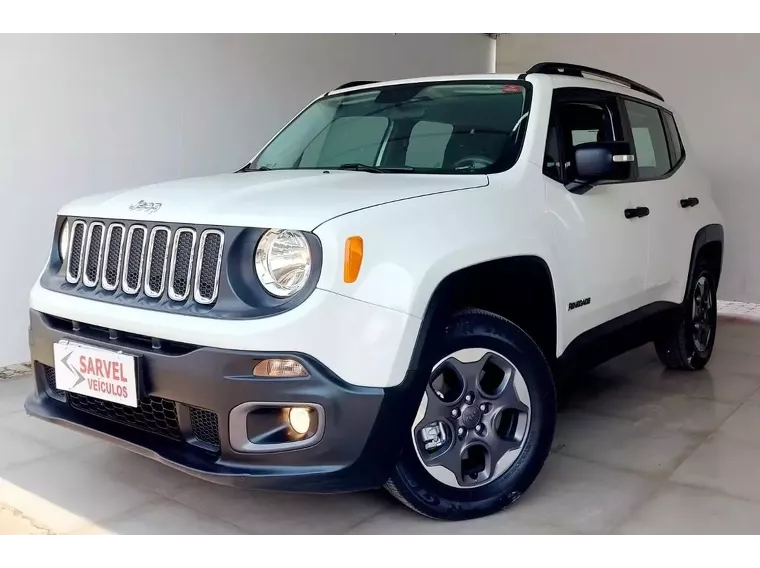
525, 62, 664, 102
334, 80, 377, 91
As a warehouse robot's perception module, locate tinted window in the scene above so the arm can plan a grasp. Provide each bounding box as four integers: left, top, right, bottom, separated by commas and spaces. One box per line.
406, 121, 453, 168
662, 111, 684, 166
624, 100, 670, 180
546, 99, 620, 182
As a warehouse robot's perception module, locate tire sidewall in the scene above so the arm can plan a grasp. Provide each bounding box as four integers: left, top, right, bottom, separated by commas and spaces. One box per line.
681, 265, 718, 367
391, 311, 556, 519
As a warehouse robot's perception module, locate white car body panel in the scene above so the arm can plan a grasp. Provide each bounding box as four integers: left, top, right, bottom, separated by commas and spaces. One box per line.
314, 161, 556, 323
30, 281, 420, 389
60, 170, 487, 231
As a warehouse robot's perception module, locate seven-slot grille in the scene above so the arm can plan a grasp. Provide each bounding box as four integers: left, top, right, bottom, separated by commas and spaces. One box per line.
65, 220, 224, 306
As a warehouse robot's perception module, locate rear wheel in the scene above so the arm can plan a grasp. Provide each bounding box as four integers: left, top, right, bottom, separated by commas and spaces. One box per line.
655, 261, 717, 370
385, 309, 556, 521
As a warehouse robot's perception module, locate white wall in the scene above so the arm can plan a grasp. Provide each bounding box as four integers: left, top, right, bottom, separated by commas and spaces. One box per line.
0, 33, 493, 367
497, 34, 759, 304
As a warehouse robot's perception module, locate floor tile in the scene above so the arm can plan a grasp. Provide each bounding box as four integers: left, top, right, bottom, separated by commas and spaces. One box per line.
0, 376, 33, 416
554, 411, 701, 475
616, 482, 760, 534
704, 350, 760, 378
73, 498, 245, 534
71, 444, 201, 498
0, 454, 158, 533
508, 454, 657, 533
715, 332, 760, 356
716, 320, 760, 340
0, 427, 54, 471
349, 506, 569, 535
743, 386, 760, 407
622, 365, 760, 404
171, 483, 389, 534
0, 412, 96, 452
717, 404, 760, 447
577, 389, 737, 434
672, 431, 760, 503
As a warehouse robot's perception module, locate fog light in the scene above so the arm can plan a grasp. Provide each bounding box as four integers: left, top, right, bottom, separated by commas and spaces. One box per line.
288, 407, 311, 435
253, 359, 307, 377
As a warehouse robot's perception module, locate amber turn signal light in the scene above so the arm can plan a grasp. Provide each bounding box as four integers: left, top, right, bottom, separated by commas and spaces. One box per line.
344, 236, 363, 283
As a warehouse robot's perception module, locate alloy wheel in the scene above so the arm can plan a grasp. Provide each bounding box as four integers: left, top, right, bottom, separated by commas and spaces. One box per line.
411, 348, 532, 488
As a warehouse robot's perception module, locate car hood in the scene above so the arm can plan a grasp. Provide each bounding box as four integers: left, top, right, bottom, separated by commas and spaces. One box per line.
59, 170, 489, 230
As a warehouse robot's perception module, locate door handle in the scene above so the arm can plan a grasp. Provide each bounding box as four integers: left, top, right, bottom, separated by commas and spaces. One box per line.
680, 197, 700, 208
624, 207, 650, 219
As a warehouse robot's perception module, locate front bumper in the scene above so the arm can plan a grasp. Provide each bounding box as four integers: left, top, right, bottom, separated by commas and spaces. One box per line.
26, 309, 422, 492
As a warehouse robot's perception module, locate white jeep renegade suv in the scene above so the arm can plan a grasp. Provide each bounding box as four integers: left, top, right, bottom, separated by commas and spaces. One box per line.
27, 62, 724, 521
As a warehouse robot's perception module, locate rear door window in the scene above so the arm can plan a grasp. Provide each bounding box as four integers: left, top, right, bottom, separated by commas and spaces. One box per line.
624, 99, 671, 180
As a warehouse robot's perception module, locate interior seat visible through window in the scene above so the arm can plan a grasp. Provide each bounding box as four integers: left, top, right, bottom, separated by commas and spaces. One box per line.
556, 102, 615, 181
442, 128, 509, 171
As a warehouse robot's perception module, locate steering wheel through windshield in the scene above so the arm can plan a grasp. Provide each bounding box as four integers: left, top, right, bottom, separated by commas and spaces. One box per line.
452, 155, 495, 172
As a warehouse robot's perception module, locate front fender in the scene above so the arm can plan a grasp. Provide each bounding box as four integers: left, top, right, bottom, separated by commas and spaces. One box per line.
313, 166, 556, 320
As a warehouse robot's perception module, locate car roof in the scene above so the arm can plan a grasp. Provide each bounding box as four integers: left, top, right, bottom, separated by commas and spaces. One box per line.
326, 74, 522, 95
327, 70, 671, 111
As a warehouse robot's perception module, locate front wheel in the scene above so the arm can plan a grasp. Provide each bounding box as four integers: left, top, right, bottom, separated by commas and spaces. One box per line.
385, 309, 556, 521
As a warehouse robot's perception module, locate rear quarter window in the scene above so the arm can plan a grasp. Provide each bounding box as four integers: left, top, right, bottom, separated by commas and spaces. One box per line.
662, 111, 684, 166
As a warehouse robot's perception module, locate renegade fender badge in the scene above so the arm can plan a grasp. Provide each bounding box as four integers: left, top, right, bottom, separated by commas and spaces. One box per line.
568, 297, 591, 311
128, 200, 162, 214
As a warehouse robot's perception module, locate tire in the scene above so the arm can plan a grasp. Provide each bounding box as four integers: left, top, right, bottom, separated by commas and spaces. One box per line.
385, 309, 556, 521
655, 260, 717, 371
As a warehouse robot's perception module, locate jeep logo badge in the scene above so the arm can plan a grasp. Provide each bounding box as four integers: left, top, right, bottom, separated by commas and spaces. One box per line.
128, 200, 162, 214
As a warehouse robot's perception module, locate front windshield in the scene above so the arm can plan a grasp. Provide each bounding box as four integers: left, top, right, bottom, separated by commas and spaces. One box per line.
249, 81, 531, 175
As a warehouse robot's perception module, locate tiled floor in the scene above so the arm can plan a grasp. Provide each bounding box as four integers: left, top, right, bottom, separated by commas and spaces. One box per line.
3, 318, 760, 534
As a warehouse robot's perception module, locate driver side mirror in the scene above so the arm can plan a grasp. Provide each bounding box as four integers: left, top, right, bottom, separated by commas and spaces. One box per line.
569, 141, 634, 194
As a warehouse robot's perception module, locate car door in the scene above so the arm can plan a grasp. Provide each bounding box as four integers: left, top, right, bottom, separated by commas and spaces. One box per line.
620, 98, 692, 305
543, 88, 651, 348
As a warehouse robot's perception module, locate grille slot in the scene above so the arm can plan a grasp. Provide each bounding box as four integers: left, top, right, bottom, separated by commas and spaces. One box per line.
189, 406, 221, 450
122, 225, 147, 294
41, 365, 216, 449
194, 230, 224, 304
41, 363, 66, 402
144, 226, 171, 298
101, 223, 125, 291
65, 220, 87, 283
82, 222, 105, 287
61, 219, 224, 307
168, 229, 197, 301
68, 389, 182, 440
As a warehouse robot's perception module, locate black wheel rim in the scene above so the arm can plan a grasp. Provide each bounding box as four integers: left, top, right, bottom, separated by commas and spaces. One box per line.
411, 348, 531, 488
692, 275, 715, 353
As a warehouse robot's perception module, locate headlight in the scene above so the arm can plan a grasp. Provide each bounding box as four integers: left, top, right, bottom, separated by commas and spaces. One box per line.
255, 229, 312, 297
58, 219, 70, 264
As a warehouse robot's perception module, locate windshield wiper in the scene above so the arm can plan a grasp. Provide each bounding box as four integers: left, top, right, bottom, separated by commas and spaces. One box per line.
238, 164, 272, 172
336, 163, 415, 173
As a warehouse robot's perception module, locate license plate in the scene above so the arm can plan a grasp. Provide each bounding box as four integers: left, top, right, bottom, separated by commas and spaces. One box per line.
53, 341, 138, 408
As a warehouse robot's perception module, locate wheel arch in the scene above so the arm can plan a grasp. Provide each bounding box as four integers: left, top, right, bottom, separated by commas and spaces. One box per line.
686, 224, 724, 299
406, 255, 559, 374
